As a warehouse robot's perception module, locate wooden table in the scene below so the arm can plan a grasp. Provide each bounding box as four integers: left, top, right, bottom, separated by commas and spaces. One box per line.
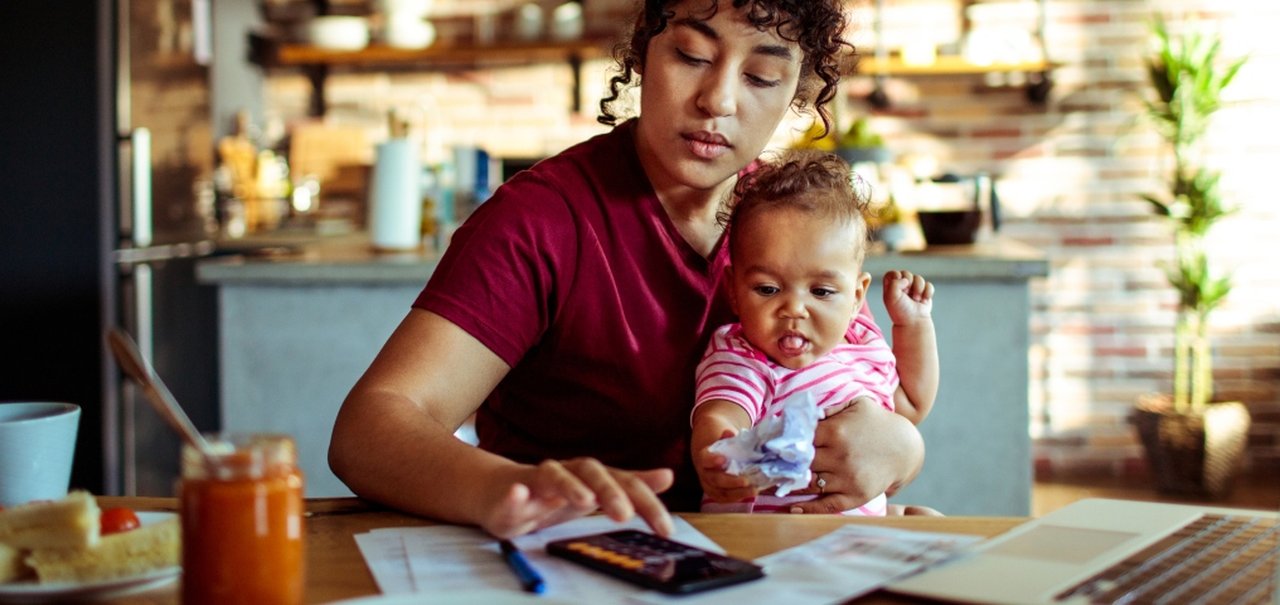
98, 497, 1025, 604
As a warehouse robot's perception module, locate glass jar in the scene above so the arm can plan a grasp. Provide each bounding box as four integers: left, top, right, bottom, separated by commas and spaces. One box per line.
180, 434, 305, 605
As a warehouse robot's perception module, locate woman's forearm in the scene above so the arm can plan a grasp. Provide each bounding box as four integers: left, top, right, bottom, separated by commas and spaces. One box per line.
816, 398, 925, 495
329, 309, 529, 526
880, 407, 926, 494
329, 389, 525, 527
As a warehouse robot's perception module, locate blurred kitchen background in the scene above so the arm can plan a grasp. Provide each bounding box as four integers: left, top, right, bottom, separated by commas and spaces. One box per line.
0, 0, 1276, 506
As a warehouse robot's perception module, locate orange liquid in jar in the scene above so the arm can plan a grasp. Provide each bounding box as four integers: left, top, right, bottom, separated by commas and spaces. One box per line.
180, 435, 305, 605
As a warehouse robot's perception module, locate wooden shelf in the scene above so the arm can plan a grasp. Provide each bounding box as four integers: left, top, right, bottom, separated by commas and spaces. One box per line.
250, 34, 614, 69
248, 32, 616, 116
852, 55, 1051, 76
844, 53, 1055, 106
846, 0, 1054, 106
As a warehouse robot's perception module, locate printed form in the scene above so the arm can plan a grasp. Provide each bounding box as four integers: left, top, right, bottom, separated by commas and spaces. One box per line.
354, 518, 980, 604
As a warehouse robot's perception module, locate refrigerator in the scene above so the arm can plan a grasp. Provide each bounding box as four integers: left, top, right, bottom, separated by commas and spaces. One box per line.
109, 0, 222, 497
0, 1, 220, 496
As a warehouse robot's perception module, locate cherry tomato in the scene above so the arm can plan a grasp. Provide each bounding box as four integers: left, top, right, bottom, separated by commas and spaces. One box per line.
100, 507, 141, 535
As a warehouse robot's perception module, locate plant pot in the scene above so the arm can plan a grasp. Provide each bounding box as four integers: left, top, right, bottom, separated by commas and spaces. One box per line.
871, 223, 909, 251
1129, 396, 1251, 499
836, 146, 892, 165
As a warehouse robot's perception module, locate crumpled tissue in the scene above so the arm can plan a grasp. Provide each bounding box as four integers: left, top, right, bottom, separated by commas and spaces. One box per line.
708, 394, 821, 496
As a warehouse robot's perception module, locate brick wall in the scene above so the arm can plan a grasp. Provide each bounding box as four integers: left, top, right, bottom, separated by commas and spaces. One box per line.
854, 0, 1280, 479
263, 0, 1280, 479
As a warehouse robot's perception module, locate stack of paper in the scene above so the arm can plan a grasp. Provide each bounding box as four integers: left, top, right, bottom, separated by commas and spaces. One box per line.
354, 517, 981, 604
355, 516, 722, 600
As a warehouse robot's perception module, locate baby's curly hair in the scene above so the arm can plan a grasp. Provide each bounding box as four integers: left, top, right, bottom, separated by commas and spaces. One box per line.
724, 149, 871, 265
599, 0, 851, 137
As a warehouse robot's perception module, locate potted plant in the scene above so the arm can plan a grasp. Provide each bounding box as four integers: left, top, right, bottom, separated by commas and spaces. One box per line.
1129, 17, 1251, 498
791, 117, 835, 151
836, 116, 892, 165
866, 194, 908, 251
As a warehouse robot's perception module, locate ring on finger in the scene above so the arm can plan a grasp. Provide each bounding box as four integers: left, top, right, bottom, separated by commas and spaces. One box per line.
815, 473, 827, 494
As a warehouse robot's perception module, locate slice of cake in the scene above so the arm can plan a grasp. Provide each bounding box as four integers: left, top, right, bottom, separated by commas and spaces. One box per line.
25, 517, 180, 584
0, 542, 31, 583
0, 491, 100, 550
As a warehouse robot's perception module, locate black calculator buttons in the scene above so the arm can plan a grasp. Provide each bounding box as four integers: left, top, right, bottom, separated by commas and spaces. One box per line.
547, 529, 765, 594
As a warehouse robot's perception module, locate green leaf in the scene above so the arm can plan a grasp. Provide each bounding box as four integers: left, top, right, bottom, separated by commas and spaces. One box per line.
1200, 275, 1233, 311
1142, 194, 1172, 217
1218, 56, 1247, 91
1147, 60, 1176, 104
1143, 13, 1246, 339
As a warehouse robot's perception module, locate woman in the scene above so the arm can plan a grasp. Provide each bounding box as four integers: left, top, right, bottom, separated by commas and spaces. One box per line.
329, 0, 924, 539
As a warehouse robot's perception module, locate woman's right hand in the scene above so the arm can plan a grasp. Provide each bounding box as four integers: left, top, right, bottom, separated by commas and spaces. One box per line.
482, 458, 675, 539
333, 311, 675, 539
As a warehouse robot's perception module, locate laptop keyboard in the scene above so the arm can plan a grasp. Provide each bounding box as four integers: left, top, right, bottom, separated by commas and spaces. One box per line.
1056, 513, 1278, 604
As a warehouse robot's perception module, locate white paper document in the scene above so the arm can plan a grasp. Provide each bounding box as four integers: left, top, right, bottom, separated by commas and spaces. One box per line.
352, 530, 416, 594
353, 518, 981, 604
627, 524, 982, 605
355, 516, 723, 601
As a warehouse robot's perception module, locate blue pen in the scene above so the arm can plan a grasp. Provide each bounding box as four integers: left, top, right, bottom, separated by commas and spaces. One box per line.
500, 539, 546, 594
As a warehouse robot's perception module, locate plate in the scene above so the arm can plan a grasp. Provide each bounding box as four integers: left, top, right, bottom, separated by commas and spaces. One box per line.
0, 512, 181, 604
326, 590, 580, 605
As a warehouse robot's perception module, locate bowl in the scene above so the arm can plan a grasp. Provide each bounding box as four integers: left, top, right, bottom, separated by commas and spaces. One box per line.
308, 16, 369, 51
917, 210, 981, 246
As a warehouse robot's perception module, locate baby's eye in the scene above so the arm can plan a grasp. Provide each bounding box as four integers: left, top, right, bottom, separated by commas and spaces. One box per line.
753, 285, 779, 296
811, 287, 836, 298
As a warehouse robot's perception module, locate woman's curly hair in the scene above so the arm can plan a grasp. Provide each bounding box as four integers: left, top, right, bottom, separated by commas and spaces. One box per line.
723, 149, 871, 264
598, 0, 852, 137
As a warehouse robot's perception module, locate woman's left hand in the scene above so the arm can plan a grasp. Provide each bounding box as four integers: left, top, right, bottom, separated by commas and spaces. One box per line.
786, 400, 924, 514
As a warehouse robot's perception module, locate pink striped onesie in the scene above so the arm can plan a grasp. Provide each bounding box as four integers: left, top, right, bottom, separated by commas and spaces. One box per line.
693, 305, 899, 515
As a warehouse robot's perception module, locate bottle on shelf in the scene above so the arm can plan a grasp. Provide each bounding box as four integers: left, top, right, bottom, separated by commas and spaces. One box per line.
368, 109, 425, 252
215, 110, 292, 236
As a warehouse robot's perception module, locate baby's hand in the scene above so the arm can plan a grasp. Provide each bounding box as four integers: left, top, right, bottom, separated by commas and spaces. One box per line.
882, 270, 934, 326
692, 429, 758, 504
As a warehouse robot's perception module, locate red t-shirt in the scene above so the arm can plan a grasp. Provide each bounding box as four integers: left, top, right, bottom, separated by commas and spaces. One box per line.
415, 121, 734, 510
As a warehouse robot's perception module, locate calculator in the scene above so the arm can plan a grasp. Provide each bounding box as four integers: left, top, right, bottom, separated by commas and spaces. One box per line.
545, 529, 765, 594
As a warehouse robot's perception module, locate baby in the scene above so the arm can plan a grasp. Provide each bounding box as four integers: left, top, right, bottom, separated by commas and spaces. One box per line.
691, 150, 938, 515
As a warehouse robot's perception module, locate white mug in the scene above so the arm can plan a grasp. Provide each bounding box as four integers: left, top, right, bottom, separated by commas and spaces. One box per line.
0, 402, 80, 507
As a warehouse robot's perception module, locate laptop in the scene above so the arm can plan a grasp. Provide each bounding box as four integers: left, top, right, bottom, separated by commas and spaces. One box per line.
889, 497, 1279, 604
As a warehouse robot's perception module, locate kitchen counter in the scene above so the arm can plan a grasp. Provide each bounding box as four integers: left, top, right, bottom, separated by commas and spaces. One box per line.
202, 233, 442, 284
198, 233, 1046, 284
198, 233, 1048, 513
